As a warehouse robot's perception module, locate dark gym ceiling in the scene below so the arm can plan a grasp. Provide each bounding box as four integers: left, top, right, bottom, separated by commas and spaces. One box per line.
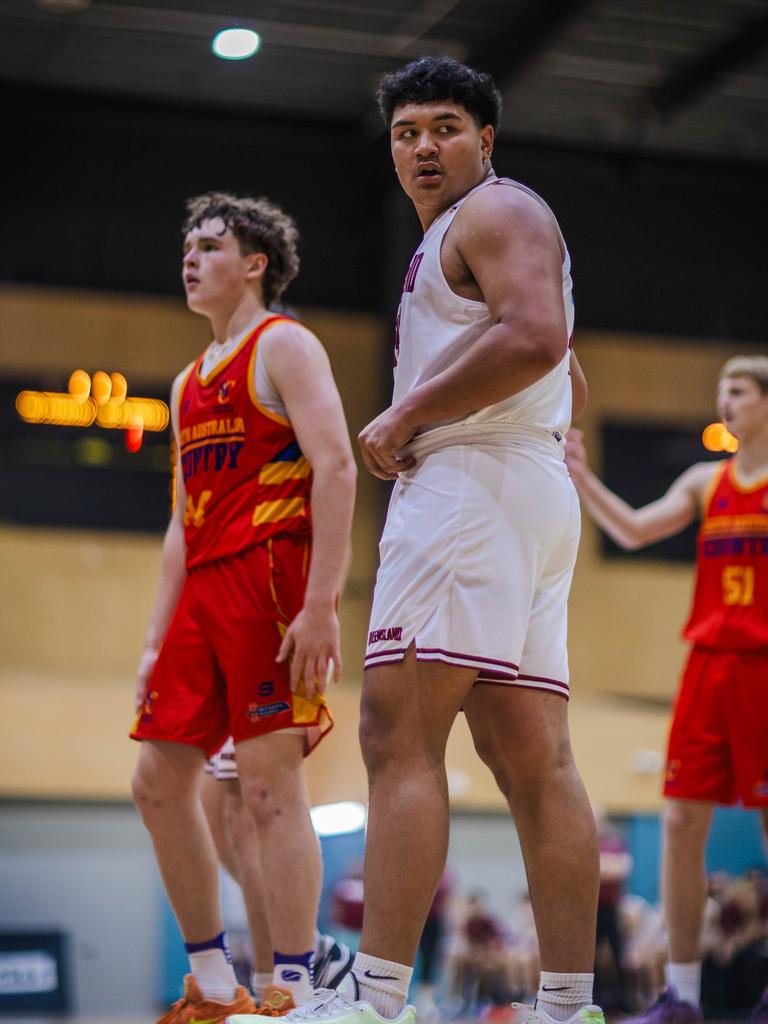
3, 0, 768, 162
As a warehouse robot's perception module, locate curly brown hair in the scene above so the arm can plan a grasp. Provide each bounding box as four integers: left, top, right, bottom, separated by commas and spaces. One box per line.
183, 192, 300, 308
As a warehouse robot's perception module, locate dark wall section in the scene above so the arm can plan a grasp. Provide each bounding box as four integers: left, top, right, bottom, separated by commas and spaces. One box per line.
4, 85, 392, 313
3, 84, 765, 341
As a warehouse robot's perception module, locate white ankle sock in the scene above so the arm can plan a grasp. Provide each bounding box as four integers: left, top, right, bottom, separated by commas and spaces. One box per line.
273, 957, 314, 1004
187, 946, 237, 1002
251, 970, 274, 1003
536, 972, 594, 1021
665, 961, 701, 1007
352, 952, 413, 1018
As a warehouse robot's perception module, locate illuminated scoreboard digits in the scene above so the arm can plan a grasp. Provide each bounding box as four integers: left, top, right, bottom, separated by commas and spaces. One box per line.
15, 370, 169, 452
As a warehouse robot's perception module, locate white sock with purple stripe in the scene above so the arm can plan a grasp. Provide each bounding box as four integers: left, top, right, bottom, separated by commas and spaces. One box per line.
185, 931, 237, 1002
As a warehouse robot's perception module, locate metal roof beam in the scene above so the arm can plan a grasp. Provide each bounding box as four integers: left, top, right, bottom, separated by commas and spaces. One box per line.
648, 14, 768, 119
466, 0, 592, 89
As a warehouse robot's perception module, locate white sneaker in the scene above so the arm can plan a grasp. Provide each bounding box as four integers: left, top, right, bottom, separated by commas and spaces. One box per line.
227, 981, 416, 1024
313, 934, 355, 990
508, 1006, 605, 1024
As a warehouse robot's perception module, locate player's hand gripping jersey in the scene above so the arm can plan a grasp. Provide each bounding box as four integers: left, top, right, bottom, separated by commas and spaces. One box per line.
177, 314, 312, 569
684, 458, 768, 649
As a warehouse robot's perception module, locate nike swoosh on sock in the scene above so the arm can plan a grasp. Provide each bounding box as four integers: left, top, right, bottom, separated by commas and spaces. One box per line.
363, 970, 399, 980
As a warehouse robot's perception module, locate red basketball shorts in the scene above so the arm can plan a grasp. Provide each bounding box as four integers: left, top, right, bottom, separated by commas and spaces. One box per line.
130, 535, 332, 757
663, 646, 768, 807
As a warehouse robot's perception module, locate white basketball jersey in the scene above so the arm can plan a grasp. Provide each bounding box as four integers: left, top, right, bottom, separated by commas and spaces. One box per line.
393, 175, 575, 455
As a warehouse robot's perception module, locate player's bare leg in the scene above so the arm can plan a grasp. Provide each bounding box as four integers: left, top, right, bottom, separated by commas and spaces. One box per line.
223, 781, 274, 976
133, 740, 223, 941
200, 772, 242, 882
359, 647, 475, 964
200, 774, 274, 976
661, 799, 714, 963
463, 686, 599, 973
236, 731, 320, 1003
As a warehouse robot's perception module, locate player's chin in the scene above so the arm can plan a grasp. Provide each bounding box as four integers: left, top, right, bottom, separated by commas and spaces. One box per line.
185, 292, 209, 314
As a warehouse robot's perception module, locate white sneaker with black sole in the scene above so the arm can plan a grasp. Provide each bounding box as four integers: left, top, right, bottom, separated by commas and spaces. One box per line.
313, 935, 355, 991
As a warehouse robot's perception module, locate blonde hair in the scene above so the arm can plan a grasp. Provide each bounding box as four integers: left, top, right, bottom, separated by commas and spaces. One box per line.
719, 355, 768, 394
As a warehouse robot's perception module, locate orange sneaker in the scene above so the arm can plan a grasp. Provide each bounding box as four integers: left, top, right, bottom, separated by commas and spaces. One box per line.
254, 984, 297, 1016
155, 974, 256, 1024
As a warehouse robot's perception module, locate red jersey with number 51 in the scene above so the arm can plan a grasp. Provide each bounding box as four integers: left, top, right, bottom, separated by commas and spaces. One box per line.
177, 315, 312, 570
683, 458, 768, 649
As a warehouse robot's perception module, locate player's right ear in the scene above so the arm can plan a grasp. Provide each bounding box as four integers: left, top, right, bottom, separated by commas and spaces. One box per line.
246, 252, 269, 282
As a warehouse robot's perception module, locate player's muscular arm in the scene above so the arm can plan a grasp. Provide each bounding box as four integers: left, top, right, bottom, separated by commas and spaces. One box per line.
358, 190, 567, 477
564, 428, 716, 550
411, 190, 565, 412
135, 369, 190, 709
262, 324, 357, 696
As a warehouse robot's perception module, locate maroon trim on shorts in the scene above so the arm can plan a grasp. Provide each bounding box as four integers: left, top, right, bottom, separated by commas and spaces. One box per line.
416, 647, 520, 671
411, 655, 515, 680
364, 648, 410, 671
474, 678, 570, 700
517, 673, 570, 692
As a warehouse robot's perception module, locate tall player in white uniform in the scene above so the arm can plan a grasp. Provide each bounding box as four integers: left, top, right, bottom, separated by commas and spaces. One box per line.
229, 56, 600, 1024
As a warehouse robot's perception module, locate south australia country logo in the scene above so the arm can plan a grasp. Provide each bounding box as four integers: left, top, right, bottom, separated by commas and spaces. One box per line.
217, 378, 237, 404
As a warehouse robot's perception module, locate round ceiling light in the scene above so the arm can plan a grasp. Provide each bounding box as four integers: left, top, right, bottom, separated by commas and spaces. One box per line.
212, 28, 261, 60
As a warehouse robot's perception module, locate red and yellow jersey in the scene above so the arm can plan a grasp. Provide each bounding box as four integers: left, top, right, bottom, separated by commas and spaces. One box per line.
178, 315, 312, 569
683, 458, 768, 649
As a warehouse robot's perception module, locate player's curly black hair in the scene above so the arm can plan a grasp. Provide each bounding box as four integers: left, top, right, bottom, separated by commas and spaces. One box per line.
377, 56, 502, 132
183, 192, 300, 308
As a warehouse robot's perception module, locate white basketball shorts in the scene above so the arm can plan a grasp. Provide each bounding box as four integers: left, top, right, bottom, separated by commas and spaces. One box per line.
365, 437, 580, 698
204, 736, 238, 780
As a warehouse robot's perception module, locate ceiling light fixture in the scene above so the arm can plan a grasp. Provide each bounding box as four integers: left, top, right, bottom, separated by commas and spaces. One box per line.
212, 28, 261, 61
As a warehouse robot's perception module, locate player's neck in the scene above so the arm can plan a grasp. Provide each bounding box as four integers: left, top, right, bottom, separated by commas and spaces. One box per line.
733, 426, 768, 480
416, 166, 496, 231
207, 292, 268, 346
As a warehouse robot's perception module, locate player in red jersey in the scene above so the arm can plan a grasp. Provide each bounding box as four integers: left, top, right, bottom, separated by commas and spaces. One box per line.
565, 355, 768, 1021
130, 192, 356, 1024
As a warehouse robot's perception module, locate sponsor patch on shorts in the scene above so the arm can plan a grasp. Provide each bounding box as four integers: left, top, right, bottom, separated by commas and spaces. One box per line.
247, 700, 290, 719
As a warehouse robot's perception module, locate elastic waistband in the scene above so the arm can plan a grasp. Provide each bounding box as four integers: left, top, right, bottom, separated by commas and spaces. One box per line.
399, 421, 565, 460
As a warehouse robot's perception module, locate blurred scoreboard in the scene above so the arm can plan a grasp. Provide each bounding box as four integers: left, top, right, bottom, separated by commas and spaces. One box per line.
2, 375, 172, 532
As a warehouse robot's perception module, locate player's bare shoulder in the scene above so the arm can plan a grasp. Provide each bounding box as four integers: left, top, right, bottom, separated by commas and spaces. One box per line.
676, 460, 723, 509
444, 182, 561, 300
261, 319, 326, 367
452, 181, 559, 252
260, 319, 332, 395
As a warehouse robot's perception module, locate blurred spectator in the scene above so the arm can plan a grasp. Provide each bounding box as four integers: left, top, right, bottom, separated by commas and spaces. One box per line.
414, 871, 453, 1021
446, 890, 517, 1009
593, 806, 633, 1010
